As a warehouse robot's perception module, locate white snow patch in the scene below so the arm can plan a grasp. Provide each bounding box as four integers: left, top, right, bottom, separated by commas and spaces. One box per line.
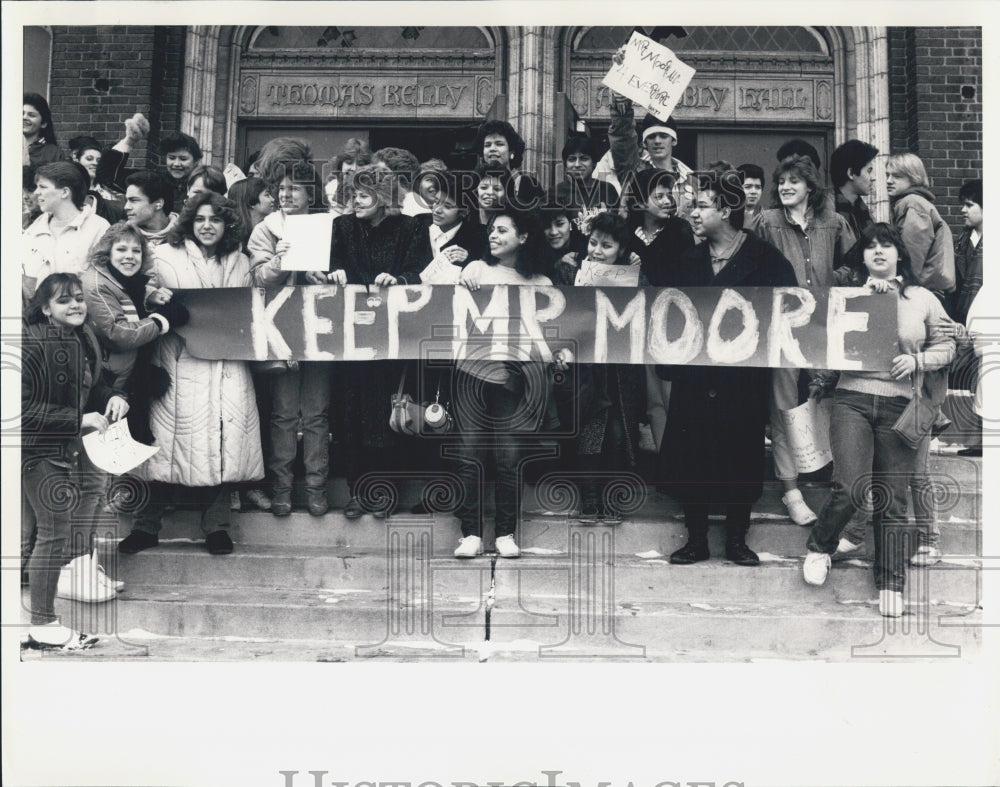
318, 588, 374, 595
750, 513, 793, 521
520, 547, 565, 555
118, 628, 174, 640
322, 597, 342, 604
636, 550, 665, 559
643, 559, 671, 565
837, 599, 877, 606
841, 558, 871, 567
524, 509, 572, 517
947, 516, 976, 525
157, 538, 203, 545
756, 552, 795, 563
689, 602, 743, 612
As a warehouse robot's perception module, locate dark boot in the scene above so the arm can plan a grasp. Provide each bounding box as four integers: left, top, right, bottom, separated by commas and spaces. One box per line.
724, 506, 759, 566
671, 505, 710, 564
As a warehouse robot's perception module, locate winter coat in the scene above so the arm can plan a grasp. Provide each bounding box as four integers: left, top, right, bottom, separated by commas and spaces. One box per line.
889, 186, 955, 294
656, 232, 798, 505
598, 96, 695, 223
21, 319, 121, 466
950, 229, 983, 324
628, 218, 697, 287
328, 213, 428, 452
756, 206, 854, 287
138, 239, 263, 486
22, 209, 111, 295
81, 264, 162, 387
26, 139, 63, 167
834, 192, 873, 241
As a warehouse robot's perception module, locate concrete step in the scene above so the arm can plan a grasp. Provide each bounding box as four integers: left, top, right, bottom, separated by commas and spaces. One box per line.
100, 501, 980, 557
39, 585, 981, 662
102, 545, 983, 607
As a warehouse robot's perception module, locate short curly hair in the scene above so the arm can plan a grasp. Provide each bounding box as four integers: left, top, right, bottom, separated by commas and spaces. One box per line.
168, 191, 244, 255
87, 220, 153, 273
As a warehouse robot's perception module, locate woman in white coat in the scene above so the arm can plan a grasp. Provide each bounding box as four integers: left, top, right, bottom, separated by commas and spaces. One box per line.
118, 191, 264, 555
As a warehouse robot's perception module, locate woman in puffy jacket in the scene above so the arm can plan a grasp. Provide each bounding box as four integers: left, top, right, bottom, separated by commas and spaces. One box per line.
117, 191, 263, 556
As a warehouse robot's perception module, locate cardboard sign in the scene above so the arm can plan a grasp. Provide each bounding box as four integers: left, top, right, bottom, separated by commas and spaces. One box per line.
782, 398, 834, 474
173, 284, 898, 370
602, 31, 696, 121
280, 213, 334, 272
419, 254, 463, 285
576, 260, 641, 288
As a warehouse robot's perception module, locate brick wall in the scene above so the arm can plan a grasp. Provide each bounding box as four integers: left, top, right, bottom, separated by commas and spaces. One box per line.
889, 27, 983, 232
46, 26, 185, 172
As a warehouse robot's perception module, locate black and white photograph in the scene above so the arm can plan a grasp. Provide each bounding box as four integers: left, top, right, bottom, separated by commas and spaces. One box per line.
3, 2, 997, 785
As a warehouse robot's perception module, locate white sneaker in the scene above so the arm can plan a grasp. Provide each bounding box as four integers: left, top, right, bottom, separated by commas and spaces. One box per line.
56, 553, 118, 603
782, 489, 818, 526
835, 537, 864, 555
495, 535, 520, 558
803, 551, 831, 585
910, 545, 942, 567
27, 622, 99, 649
879, 589, 904, 617
454, 535, 484, 558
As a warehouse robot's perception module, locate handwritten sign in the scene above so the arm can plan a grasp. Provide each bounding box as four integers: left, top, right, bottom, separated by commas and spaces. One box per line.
576, 260, 641, 288
173, 285, 898, 371
280, 213, 334, 272
602, 31, 696, 121
782, 398, 833, 473
419, 254, 462, 285
82, 419, 160, 475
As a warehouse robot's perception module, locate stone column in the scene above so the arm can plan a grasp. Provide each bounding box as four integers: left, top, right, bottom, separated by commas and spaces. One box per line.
180, 26, 220, 164
506, 27, 551, 189
853, 27, 892, 222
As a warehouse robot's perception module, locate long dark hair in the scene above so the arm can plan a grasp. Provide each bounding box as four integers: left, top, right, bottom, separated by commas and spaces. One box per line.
27, 273, 83, 325
168, 191, 243, 256
856, 222, 917, 298
485, 208, 547, 280
227, 177, 270, 245
624, 168, 677, 229
24, 92, 57, 147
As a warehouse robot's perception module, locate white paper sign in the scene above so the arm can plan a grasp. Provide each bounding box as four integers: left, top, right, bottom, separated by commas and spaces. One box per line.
82, 419, 160, 475
602, 31, 696, 121
576, 260, 641, 288
782, 398, 833, 474
419, 254, 462, 285
280, 213, 334, 272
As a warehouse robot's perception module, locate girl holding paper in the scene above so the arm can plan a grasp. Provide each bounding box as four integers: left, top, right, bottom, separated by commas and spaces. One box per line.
22, 273, 129, 648
117, 191, 263, 555
562, 211, 646, 522
802, 223, 954, 617
248, 136, 333, 518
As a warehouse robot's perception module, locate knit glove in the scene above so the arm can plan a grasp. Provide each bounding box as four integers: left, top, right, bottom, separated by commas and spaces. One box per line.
151, 299, 190, 330
124, 113, 150, 143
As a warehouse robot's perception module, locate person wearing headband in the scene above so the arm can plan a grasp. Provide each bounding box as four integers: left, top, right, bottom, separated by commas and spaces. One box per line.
591, 47, 695, 224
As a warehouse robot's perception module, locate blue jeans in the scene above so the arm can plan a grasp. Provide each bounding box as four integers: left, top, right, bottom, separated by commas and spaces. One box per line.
23, 459, 71, 624
269, 362, 331, 490
454, 372, 524, 539
806, 390, 917, 592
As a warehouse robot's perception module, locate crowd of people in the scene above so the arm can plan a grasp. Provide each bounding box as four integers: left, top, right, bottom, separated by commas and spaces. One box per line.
20, 59, 986, 648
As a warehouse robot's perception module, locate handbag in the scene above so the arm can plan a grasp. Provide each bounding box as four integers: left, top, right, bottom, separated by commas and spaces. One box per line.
389, 369, 453, 437
891, 367, 949, 449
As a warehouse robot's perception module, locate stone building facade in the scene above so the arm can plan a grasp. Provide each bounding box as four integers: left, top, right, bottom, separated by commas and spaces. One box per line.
26, 25, 981, 225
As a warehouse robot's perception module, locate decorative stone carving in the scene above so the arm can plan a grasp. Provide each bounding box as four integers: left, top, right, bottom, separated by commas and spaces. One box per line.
476, 75, 494, 115
239, 74, 258, 114
816, 79, 833, 120
571, 76, 589, 115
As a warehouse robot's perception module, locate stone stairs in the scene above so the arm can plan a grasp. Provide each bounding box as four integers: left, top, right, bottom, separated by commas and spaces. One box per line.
29, 450, 984, 662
